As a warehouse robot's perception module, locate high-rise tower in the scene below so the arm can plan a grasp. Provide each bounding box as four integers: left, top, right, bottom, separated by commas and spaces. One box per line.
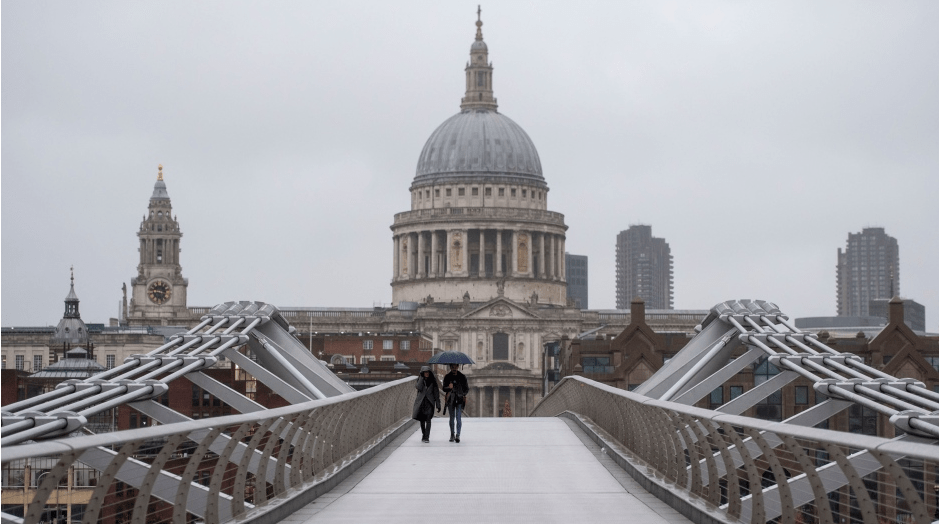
128, 165, 189, 324
836, 227, 899, 317
615, 225, 673, 310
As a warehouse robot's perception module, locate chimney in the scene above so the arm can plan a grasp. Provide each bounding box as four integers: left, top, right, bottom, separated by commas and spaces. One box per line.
631, 297, 645, 324
889, 296, 905, 326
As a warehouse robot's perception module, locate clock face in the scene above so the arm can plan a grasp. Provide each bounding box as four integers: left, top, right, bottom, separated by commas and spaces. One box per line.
148, 280, 172, 305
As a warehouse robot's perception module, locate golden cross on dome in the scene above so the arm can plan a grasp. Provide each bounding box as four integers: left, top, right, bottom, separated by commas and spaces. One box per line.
158, 164, 163, 181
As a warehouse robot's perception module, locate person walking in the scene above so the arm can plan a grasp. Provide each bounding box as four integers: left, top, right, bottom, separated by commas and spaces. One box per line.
412, 365, 440, 443
442, 363, 468, 443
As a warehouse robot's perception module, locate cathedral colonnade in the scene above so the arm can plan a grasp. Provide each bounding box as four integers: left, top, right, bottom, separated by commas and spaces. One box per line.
392, 228, 565, 281
462, 385, 539, 417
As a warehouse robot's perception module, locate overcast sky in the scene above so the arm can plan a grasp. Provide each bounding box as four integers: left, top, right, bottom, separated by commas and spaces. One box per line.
3, 2, 937, 331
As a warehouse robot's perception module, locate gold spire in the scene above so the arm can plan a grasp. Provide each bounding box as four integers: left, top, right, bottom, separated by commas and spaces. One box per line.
158, 164, 163, 181
476, 5, 483, 41
70, 265, 74, 284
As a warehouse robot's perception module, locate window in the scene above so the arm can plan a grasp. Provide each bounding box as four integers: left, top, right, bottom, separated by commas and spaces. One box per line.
485, 187, 492, 196
106, 354, 115, 369
522, 189, 527, 198
15, 355, 24, 371
446, 188, 452, 196
492, 333, 509, 360
498, 188, 504, 196
849, 404, 877, 435
417, 191, 421, 200
794, 385, 809, 405
753, 356, 782, 421
426, 190, 430, 198
382, 340, 393, 350
511, 188, 516, 197
458, 188, 465, 196
363, 340, 373, 350
33, 355, 43, 372
400, 340, 410, 350
581, 356, 612, 373
472, 187, 479, 196
1, 355, 5, 369
361, 355, 376, 364
380, 356, 395, 362
709, 387, 723, 407
730, 385, 744, 400
192, 384, 200, 406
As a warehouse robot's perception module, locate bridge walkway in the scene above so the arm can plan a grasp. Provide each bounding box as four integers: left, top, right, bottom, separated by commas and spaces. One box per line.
286, 417, 692, 523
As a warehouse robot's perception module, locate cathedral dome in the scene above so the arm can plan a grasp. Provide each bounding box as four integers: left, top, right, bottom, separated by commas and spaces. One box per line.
413, 110, 544, 188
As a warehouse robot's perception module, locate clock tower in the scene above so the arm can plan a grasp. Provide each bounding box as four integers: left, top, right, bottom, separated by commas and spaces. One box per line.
127, 165, 190, 325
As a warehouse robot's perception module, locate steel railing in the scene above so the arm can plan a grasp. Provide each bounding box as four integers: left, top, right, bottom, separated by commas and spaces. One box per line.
1, 377, 415, 524
533, 376, 939, 524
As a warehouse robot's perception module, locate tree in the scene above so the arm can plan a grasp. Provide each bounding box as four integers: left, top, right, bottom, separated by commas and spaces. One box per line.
502, 399, 512, 417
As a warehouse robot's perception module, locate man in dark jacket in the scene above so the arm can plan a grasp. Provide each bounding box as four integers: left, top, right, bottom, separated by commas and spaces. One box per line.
442, 364, 469, 443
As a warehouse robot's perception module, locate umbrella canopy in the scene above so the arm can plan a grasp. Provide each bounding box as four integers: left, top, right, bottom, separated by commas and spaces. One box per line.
427, 351, 475, 365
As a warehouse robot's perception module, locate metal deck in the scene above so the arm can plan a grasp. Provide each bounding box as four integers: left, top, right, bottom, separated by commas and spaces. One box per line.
286, 418, 692, 524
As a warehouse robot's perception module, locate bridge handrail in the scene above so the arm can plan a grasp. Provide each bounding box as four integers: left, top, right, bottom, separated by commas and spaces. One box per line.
1, 376, 416, 524
533, 376, 938, 524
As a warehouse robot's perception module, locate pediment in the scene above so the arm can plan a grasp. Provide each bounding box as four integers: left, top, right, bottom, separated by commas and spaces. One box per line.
462, 298, 541, 320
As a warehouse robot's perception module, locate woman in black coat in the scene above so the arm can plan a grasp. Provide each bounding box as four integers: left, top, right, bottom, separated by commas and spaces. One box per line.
412, 366, 441, 443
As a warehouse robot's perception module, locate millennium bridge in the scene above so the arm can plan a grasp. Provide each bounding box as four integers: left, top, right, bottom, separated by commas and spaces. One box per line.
2, 300, 937, 524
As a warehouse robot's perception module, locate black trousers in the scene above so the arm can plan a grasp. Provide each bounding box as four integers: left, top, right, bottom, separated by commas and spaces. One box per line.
420, 419, 432, 439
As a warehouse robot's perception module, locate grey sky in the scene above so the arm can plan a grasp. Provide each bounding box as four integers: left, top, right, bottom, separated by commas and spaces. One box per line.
3, 2, 937, 330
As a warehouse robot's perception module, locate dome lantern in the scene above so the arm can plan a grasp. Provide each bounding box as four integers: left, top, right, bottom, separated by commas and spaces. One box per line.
460, 6, 498, 112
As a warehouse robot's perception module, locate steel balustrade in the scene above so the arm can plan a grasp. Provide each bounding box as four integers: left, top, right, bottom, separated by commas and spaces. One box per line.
534, 377, 939, 524
1, 377, 415, 524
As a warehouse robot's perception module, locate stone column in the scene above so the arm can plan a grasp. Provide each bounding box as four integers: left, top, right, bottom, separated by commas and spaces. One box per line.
495, 229, 503, 277
560, 236, 566, 278
462, 229, 469, 277
445, 230, 452, 276
417, 232, 425, 277
393, 235, 400, 280
539, 233, 546, 278
479, 229, 486, 276
511, 230, 518, 277
553, 235, 560, 279
521, 387, 528, 417
510, 387, 517, 418
526, 232, 534, 277
431, 230, 439, 277
400, 235, 408, 280
493, 386, 500, 417
409, 233, 416, 278
479, 386, 485, 417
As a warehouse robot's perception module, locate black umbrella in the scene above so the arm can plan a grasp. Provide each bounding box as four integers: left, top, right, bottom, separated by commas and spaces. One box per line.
427, 351, 475, 365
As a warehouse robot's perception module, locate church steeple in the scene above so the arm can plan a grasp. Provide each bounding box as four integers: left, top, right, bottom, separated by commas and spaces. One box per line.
64, 266, 80, 319
460, 6, 498, 112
